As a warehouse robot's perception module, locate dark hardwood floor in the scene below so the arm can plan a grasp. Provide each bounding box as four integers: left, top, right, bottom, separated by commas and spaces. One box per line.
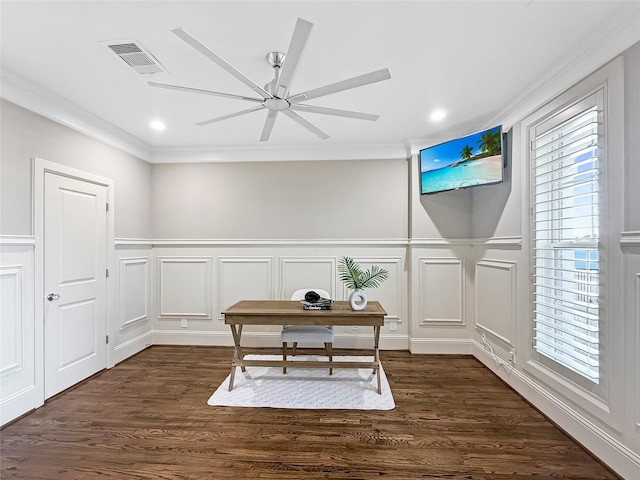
1, 346, 619, 479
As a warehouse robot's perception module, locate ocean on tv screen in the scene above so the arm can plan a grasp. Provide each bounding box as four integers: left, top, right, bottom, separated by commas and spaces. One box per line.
421, 155, 503, 193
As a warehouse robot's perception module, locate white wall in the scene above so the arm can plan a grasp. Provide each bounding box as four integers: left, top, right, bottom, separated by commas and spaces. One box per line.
0, 99, 153, 238
150, 159, 408, 240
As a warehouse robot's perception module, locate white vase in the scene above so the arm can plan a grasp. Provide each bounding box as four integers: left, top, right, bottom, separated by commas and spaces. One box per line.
348, 288, 367, 311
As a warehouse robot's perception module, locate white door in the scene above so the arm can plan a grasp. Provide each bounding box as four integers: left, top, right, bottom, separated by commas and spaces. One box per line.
44, 172, 108, 398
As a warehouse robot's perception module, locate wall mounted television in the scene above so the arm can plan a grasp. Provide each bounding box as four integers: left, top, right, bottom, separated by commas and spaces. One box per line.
420, 125, 504, 195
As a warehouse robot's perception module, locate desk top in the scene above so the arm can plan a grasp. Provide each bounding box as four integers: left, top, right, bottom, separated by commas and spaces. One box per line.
223, 300, 386, 326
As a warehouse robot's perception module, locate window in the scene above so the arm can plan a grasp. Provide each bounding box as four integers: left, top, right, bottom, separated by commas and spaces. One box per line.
530, 91, 603, 386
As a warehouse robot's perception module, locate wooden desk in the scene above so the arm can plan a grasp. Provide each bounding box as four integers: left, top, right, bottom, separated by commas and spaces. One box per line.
222, 300, 387, 394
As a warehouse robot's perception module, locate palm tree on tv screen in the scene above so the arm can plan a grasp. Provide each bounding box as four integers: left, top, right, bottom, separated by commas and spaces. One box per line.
478, 128, 501, 156
460, 145, 474, 160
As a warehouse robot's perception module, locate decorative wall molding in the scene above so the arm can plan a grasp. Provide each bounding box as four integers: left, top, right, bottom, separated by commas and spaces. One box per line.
117, 238, 409, 247
410, 236, 522, 248
116, 236, 523, 248
217, 256, 274, 319
280, 256, 337, 300
0, 245, 39, 427
0, 235, 35, 246
472, 236, 523, 248
620, 231, 640, 247
157, 256, 212, 319
418, 257, 465, 326
475, 259, 517, 346
0, 265, 24, 376
119, 257, 149, 331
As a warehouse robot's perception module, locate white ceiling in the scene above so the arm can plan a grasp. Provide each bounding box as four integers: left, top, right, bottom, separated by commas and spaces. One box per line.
1, 1, 639, 162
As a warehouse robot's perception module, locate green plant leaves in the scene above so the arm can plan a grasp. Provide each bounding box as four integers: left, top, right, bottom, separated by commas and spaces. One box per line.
338, 256, 389, 290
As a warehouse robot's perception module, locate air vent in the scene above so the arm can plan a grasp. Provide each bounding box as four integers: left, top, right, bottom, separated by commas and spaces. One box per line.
102, 40, 168, 75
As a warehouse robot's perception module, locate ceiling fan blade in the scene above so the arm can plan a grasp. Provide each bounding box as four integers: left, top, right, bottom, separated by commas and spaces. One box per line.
282, 110, 329, 140
196, 105, 265, 126
148, 82, 263, 103
274, 18, 314, 98
288, 68, 391, 103
260, 110, 279, 142
172, 27, 271, 99
290, 104, 380, 121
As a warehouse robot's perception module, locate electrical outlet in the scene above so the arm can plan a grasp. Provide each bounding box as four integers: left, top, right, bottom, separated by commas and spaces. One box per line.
180, 318, 188, 328
389, 322, 397, 332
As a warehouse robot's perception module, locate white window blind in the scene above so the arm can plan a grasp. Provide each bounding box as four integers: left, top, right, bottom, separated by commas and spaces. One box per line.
531, 95, 601, 384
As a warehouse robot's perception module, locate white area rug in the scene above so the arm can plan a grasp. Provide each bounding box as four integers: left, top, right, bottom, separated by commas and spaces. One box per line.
208, 355, 395, 410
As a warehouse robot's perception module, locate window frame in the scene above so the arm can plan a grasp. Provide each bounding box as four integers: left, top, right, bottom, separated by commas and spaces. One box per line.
520, 57, 625, 425
530, 90, 604, 394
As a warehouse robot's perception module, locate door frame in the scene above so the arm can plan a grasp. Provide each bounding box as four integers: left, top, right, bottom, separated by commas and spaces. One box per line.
33, 157, 115, 403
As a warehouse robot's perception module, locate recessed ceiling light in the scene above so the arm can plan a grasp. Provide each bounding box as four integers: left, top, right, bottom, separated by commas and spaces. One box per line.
149, 120, 166, 131
430, 109, 446, 122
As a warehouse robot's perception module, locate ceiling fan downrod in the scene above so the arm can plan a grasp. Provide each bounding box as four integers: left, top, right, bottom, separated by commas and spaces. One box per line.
264, 51, 290, 111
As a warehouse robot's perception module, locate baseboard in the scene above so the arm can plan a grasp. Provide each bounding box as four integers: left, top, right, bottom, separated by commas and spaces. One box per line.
409, 337, 473, 354
150, 329, 408, 350
0, 385, 43, 427
112, 332, 153, 365
151, 330, 235, 346
472, 341, 640, 479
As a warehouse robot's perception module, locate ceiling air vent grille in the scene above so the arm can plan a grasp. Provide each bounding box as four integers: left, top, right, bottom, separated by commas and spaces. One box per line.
102, 40, 168, 75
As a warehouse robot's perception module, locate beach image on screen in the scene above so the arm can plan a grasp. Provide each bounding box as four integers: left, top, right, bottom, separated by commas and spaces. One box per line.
420, 126, 503, 194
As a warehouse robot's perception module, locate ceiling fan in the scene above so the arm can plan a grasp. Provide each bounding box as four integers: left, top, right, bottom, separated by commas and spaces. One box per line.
148, 18, 391, 141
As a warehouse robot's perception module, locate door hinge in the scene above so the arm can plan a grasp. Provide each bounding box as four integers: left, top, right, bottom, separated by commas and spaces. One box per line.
106, 268, 109, 278
106, 203, 109, 213
106, 335, 109, 344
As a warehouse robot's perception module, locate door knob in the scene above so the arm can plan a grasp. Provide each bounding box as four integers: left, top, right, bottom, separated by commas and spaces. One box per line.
47, 293, 60, 301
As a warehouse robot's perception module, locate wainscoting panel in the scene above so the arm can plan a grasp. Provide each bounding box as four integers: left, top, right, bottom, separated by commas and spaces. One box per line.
418, 257, 465, 326
218, 256, 274, 319
158, 256, 212, 319
119, 257, 149, 330
0, 243, 39, 426
475, 259, 516, 345
1, 265, 24, 377
280, 256, 337, 300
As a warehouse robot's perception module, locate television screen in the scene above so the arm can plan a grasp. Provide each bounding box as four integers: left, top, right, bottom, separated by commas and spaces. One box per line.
420, 125, 503, 195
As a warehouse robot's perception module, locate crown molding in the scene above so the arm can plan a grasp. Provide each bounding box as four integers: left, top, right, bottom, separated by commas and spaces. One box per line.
1, 68, 409, 164
1, 68, 153, 162
485, 6, 640, 132
148, 143, 410, 163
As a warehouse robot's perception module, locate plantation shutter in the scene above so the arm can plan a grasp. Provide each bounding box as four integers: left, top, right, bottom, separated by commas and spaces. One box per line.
531, 92, 601, 384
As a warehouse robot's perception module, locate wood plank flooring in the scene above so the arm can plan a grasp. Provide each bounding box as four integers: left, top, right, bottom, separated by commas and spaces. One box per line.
1, 346, 619, 479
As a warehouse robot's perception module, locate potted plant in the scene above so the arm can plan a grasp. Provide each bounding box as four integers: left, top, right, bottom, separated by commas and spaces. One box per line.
338, 256, 389, 310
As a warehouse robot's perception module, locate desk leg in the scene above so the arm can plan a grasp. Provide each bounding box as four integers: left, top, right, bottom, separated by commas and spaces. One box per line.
228, 324, 245, 392
373, 325, 381, 395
